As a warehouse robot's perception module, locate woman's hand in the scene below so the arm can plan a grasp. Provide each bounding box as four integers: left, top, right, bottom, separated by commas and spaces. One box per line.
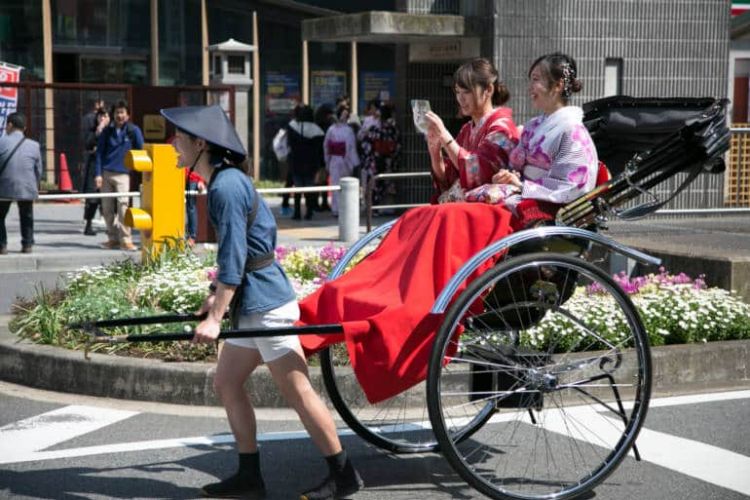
424, 111, 447, 137
426, 128, 442, 156
492, 169, 522, 188
425, 111, 457, 152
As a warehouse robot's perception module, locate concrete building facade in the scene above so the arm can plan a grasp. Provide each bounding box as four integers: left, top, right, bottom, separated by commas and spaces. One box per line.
389, 0, 730, 208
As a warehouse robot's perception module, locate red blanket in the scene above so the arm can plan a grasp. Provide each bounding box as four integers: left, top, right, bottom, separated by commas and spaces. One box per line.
298, 203, 514, 403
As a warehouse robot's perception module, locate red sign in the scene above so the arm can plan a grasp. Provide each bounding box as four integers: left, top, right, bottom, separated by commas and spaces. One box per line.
0, 63, 21, 100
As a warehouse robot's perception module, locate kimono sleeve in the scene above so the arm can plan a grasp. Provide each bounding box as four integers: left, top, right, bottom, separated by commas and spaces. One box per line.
454, 127, 515, 190
323, 127, 333, 166
345, 127, 360, 167
520, 124, 598, 205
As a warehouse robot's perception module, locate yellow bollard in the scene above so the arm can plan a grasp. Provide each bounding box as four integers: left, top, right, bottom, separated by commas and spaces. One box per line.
124, 144, 185, 259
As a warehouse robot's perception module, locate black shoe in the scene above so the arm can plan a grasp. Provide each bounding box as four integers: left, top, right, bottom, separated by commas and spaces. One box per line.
84, 222, 96, 236
300, 469, 363, 500
292, 213, 302, 221
21, 245, 32, 254
200, 472, 266, 499
0, 246, 6, 255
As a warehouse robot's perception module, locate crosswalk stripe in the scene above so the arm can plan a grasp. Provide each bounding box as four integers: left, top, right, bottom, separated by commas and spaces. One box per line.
0, 404, 137, 462
537, 405, 750, 497
0, 428, 359, 465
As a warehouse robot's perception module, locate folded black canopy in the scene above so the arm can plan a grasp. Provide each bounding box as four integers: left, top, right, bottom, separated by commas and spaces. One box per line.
557, 96, 731, 227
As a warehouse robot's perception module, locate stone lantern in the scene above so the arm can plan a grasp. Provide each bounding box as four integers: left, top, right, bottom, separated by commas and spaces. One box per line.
208, 38, 255, 152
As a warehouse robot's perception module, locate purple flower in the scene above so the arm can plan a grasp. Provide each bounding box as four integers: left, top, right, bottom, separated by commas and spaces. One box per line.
586, 268, 707, 296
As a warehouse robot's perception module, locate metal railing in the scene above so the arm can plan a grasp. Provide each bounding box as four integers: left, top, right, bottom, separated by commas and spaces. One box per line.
36, 183, 360, 243
365, 171, 431, 231
37, 185, 342, 202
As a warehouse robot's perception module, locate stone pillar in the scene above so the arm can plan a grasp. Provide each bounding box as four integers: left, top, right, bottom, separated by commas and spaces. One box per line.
339, 177, 360, 242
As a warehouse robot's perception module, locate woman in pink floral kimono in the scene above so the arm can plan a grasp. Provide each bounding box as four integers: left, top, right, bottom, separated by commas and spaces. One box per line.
485, 52, 599, 228
423, 58, 520, 203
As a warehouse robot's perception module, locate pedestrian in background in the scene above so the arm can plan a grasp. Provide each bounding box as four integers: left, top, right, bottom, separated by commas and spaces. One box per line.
81, 104, 109, 236
314, 103, 335, 213
0, 113, 43, 255
286, 104, 324, 221
271, 115, 294, 218
360, 102, 401, 210
323, 104, 359, 217
94, 99, 143, 251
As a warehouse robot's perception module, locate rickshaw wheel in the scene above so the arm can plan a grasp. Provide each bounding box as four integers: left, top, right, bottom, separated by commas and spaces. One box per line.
320, 345, 495, 454
428, 253, 651, 499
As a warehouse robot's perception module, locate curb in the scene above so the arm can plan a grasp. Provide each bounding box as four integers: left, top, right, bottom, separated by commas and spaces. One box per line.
0, 251, 140, 274
2, 318, 750, 407
0, 321, 328, 407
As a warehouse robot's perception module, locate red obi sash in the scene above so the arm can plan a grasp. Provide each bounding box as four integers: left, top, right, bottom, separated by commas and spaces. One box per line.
327, 141, 346, 157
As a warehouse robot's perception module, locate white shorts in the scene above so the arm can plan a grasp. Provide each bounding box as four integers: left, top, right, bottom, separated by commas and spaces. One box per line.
225, 300, 301, 362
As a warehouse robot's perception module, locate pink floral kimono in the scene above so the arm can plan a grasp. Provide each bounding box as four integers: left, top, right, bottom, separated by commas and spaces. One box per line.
502, 106, 599, 212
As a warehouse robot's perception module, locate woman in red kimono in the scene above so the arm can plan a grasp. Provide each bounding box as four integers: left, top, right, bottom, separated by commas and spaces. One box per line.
424, 58, 520, 203
299, 59, 520, 403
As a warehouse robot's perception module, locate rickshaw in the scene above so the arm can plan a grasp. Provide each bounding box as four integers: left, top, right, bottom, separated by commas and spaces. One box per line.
76, 96, 730, 500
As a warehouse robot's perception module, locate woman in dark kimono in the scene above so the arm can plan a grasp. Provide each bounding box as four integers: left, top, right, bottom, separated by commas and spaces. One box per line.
360, 103, 400, 208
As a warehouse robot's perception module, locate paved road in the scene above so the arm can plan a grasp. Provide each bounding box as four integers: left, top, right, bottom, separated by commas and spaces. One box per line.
0, 382, 748, 500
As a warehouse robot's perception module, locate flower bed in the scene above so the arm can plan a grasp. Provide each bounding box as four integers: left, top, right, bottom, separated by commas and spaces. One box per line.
9, 246, 750, 362
522, 269, 750, 353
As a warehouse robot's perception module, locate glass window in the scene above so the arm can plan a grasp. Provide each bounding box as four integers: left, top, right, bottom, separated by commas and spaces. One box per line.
53, 0, 150, 50
213, 55, 222, 76
604, 58, 623, 97
0, 0, 44, 80
228, 55, 245, 75
158, 0, 201, 85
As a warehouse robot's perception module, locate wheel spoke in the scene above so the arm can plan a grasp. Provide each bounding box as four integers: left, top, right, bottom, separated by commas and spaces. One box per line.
428, 253, 651, 499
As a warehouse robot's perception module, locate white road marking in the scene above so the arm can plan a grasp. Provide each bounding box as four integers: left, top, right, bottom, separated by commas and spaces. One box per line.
537, 405, 750, 497
0, 405, 137, 463
0, 427, 356, 465
0, 388, 748, 498
629, 425, 750, 496
646, 389, 750, 408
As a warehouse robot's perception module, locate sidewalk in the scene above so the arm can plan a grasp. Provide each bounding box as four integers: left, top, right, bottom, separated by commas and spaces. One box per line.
0, 197, 383, 267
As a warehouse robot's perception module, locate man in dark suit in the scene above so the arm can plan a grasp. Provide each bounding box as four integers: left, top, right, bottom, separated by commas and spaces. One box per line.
0, 112, 43, 254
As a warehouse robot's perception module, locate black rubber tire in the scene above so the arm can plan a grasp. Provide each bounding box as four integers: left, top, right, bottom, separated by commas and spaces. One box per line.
320, 345, 495, 454
427, 253, 652, 500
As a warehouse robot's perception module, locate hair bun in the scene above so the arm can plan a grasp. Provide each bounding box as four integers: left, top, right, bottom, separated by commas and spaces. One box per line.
494, 81, 510, 106
570, 79, 582, 93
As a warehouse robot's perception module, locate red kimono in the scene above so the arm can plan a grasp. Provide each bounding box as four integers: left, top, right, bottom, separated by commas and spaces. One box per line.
433, 107, 519, 199
298, 203, 514, 403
